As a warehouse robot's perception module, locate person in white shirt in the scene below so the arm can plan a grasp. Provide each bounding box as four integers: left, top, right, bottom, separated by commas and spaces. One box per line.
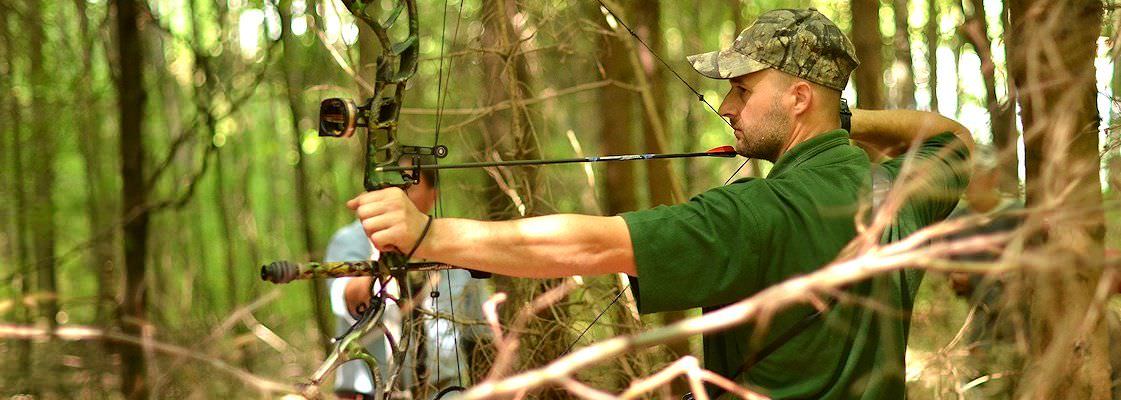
326, 161, 489, 399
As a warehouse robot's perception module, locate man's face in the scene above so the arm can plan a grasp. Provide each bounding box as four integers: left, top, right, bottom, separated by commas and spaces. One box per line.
718, 70, 792, 162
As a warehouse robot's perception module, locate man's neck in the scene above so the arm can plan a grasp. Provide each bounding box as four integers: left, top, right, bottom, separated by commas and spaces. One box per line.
776, 120, 841, 159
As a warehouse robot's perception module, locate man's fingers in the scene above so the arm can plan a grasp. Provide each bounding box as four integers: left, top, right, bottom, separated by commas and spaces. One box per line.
360, 213, 401, 237
356, 201, 391, 220
369, 228, 402, 254
348, 191, 384, 210
349, 187, 407, 210
351, 186, 415, 254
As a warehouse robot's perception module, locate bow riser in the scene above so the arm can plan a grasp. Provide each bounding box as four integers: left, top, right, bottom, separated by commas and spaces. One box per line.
341, 0, 422, 191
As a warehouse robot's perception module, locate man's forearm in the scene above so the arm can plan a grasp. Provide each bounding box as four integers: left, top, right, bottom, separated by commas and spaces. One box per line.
415, 214, 636, 278
849, 109, 974, 157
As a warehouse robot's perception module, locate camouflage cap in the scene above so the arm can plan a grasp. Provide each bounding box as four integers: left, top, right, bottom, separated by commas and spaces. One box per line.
687, 8, 859, 91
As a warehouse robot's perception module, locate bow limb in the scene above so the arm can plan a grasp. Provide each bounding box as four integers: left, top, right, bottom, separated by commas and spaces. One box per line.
339, 0, 421, 191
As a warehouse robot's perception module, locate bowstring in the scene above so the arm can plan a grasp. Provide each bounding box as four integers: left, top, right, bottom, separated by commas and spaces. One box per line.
431, 0, 467, 390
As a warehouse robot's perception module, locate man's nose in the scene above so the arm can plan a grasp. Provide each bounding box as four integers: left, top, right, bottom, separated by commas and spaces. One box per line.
718, 90, 737, 120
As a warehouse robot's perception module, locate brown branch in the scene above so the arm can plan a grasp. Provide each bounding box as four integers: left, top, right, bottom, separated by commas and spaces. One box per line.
151, 290, 283, 390
0, 323, 298, 394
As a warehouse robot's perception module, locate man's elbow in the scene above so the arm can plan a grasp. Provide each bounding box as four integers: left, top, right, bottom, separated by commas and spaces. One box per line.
576, 248, 637, 276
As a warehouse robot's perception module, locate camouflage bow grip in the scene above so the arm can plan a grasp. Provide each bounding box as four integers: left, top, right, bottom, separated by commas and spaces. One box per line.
260, 258, 456, 284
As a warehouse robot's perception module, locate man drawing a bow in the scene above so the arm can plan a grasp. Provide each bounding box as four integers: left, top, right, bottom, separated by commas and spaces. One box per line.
347, 8, 971, 399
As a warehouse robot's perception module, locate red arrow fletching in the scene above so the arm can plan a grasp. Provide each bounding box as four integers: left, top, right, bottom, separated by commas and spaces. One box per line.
705, 146, 738, 157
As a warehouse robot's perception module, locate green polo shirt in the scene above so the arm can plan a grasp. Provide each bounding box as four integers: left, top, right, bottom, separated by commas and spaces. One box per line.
622, 130, 969, 399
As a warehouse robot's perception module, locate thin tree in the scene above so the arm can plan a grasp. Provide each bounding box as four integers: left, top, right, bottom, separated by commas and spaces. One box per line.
851, 0, 887, 109
958, 0, 1018, 194
629, 0, 684, 205
891, 0, 917, 108
112, 0, 151, 397
597, 3, 639, 216
3, 2, 35, 393
27, 0, 59, 331
924, 0, 940, 111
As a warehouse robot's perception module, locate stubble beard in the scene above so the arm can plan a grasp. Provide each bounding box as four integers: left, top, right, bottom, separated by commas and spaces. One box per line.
734, 96, 790, 162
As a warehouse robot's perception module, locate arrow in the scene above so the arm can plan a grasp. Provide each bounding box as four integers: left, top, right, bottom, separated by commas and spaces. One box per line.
374, 146, 739, 172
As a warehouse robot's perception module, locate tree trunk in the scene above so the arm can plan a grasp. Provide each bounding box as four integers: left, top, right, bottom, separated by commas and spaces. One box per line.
113, 0, 151, 397
597, 5, 639, 215
851, 0, 887, 109
891, 0, 917, 108
952, 40, 964, 118
187, 0, 234, 315
3, 4, 34, 392
1007, 0, 1111, 397
631, 0, 684, 206
924, 0, 940, 111
959, 0, 1019, 194
592, 2, 669, 393
27, 0, 59, 331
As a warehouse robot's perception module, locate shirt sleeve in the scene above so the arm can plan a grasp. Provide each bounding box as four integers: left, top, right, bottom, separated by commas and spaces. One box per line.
621, 182, 767, 314
879, 132, 971, 225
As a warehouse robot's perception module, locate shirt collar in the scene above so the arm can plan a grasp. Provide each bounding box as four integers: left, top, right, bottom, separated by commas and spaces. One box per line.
766, 129, 851, 179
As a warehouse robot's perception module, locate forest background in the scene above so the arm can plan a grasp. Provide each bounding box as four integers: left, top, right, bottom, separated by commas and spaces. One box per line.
1, 0, 1120, 398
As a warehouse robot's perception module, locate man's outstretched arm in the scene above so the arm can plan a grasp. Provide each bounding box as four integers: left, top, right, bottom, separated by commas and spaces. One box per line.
348, 189, 637, 278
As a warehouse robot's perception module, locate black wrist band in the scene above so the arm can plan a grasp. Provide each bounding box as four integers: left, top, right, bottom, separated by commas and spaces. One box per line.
405, 214, 434, 260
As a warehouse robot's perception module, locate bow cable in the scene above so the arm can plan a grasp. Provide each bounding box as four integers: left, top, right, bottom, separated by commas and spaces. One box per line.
431, 0, 468, 392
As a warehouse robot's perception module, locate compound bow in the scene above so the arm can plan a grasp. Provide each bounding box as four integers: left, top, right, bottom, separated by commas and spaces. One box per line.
261, 0, 467, 398
259, 0, 745, 398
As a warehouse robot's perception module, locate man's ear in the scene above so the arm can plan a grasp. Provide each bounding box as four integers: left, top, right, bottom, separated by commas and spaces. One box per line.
790, 81, 813, 116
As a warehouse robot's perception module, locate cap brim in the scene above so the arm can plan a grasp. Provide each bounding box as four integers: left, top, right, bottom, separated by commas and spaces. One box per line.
687, 49, 770, 79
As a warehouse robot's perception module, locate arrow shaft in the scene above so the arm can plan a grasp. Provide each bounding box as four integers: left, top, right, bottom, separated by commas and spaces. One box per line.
377, 150, 738, 172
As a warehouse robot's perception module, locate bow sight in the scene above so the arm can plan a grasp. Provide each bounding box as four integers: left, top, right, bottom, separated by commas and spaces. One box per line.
318, 97, 448, 187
